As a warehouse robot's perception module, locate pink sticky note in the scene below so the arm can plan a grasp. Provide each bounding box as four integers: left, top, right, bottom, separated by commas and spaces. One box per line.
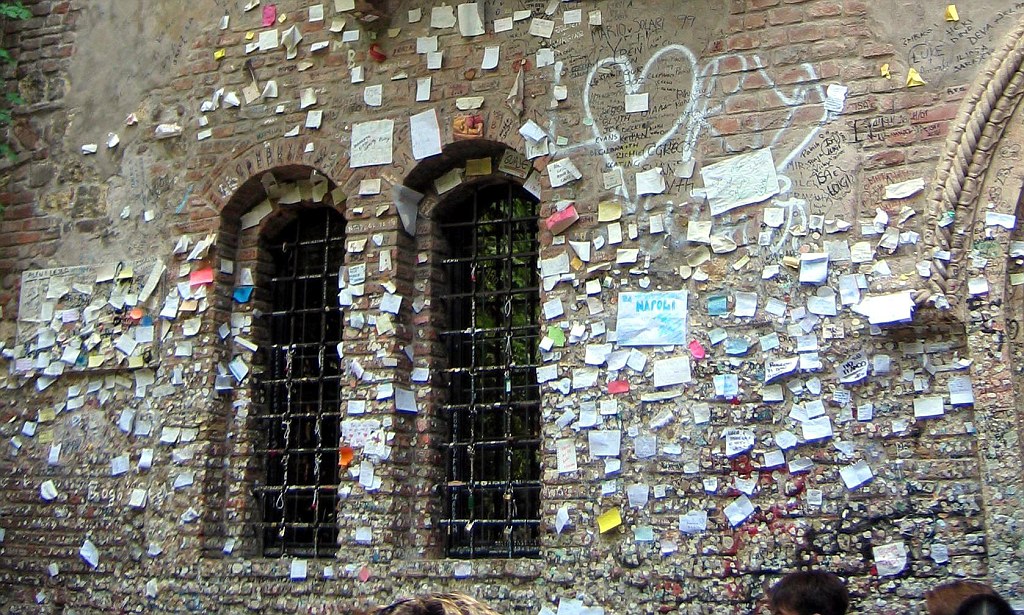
608, 380, 630, 395
189, 267, 214, 287
262, 4, 277, 27
689, 339, 706, 359
358, 566, 371, 582
546, 204, 579, 235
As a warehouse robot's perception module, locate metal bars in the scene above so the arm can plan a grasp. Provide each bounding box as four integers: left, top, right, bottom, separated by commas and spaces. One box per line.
438, 182, 542, 558
254, 208, 345, 558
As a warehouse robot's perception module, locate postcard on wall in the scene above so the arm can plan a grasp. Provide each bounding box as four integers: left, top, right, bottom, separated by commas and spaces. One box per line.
615, 291, 688, 346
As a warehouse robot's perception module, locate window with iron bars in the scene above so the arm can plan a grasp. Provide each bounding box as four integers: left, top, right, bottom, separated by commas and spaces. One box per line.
254, 207, 345, 558
438, 182, 542, 558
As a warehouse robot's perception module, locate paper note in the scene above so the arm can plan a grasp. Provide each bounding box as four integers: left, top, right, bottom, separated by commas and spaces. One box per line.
948, 375, 974, 405
724, 495, 755, 527
588, 430, 621, 457
913, 395, 945, 419
556, 438, 577, 473
409, 109, 442, 160
616, 291, 688, 346
430, 5, 456, 28
481, 46, 499, 69
883, 178, 925, 200
363, 84, 382, 107
597, 508, 622, 533
636, 167, 666, 195
906, 68, 926, 87
350, 119, 394, 168
840, 460, 873, 490
547, 158, 582, 188
529, 17, 554, 38
701, 148, 780, 216
625, 93, 649, 113
652, 357, 691, 387
874, 541, 908, 576
457, 3, 484, 36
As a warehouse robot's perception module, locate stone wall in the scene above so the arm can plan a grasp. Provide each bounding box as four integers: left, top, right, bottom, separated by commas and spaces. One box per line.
0, 0, 1023, 612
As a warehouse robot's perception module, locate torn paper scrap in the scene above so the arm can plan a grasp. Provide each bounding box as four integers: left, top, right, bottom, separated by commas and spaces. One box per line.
883, 178, 925, 200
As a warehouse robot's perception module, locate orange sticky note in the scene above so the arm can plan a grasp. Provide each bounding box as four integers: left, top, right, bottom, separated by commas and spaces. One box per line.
597, 508, 622, 533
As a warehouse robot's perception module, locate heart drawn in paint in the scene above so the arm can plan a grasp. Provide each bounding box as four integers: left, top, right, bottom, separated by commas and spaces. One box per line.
583, 45, 706, 191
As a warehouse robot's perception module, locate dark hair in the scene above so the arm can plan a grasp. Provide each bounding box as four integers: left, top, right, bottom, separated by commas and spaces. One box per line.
926, 581, 999, 615
769, 570, 850, 615
374, 593, 500, 615
954, 594, 1015, 615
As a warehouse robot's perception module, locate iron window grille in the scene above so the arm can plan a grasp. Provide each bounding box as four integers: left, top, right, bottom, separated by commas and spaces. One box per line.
254, 207, 345, 558
438, 182, 542, 558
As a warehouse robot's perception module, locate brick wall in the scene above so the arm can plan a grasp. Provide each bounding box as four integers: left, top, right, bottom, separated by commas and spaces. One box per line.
0, 0, 1023, 612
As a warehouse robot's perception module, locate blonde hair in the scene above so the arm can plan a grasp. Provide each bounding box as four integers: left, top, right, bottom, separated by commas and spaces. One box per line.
374, 593, 501, 615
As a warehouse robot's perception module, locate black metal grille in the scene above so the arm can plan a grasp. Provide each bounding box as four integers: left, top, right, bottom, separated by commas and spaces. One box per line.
438, 182, 542, 558
255, 207, 345, 558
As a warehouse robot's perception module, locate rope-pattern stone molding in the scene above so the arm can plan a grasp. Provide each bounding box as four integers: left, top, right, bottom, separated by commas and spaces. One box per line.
923, 17, 1024, 316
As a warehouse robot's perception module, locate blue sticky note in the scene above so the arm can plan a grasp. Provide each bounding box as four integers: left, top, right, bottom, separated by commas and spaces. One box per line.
707, 295, 728, 316
233, 286, 254, 303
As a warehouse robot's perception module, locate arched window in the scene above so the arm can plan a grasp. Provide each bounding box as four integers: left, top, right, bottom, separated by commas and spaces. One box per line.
255, 206, 346, 558
436, 181, 542, 558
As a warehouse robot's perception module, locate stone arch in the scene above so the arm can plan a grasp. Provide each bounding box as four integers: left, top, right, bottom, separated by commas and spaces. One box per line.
916, 15, 1024, 602
200, 136, 354, 213
922, 17, 1024, 318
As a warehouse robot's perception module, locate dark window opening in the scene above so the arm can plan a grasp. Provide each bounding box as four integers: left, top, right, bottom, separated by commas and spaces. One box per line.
438, 182, 542, 558
254, 207, 345, 558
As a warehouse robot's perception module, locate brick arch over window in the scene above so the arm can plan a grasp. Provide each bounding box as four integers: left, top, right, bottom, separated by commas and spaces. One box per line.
403, 140, 544, 558
203, 164, 349, 559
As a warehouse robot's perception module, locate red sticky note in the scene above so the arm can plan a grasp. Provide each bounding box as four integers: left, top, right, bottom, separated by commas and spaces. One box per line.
608, 380, 630, 394
189, 267, 214, 287
689, 339, 706, 359
262, 4, 277, 27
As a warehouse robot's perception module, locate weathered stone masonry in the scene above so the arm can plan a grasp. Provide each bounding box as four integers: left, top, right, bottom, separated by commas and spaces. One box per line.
0, 0, 1023, 613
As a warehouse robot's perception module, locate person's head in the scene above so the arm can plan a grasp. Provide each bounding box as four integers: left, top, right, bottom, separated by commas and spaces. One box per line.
374, 593, 500, 615
925, 581, 999, 615
954, 593, 1015, 615
768, 570, 849, 615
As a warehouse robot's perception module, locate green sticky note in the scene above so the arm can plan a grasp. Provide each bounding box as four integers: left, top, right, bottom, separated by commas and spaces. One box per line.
548, 326, 565, 347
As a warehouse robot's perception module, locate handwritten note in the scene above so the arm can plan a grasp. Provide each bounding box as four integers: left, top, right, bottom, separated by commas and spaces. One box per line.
700, 148, 780, 216
350, 119, 394, 168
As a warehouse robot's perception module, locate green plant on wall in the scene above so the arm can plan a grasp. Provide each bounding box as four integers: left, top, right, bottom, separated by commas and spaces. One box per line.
0, 1, 31, 160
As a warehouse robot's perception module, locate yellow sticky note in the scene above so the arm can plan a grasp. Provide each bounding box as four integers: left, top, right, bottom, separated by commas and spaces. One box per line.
128, 356, 145, 369
214, 48, 226, 60
88, 354, 103, 368
465, 158, 492, 176
38, 408, 56, 423
598, 201, 622, 222
38, 429, 53, 444
278, 13, 287, 23
906, 68, 926, 87
245, 31, 255, 40
597, 508, 622, 533
881, 63, 891, 79
945, 5, 959, 21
